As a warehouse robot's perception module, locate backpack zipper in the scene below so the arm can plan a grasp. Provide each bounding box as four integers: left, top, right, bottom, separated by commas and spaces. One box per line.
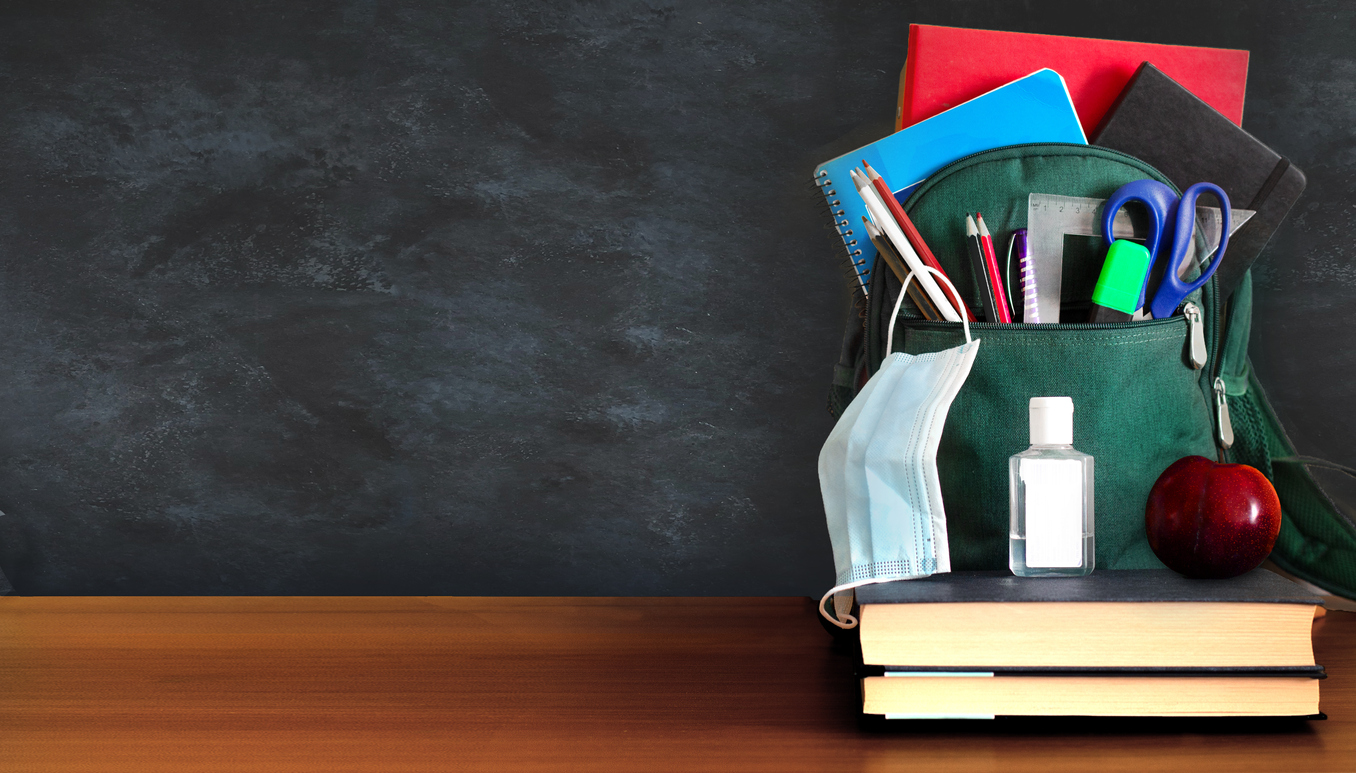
898, 315, 1184, 333
1183, 302, 1207, 369
1210, 287, 1235, 456
1213, 375, 1235, 450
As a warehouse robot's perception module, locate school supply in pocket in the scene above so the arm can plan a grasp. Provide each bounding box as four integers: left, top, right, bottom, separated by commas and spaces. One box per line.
1013, 229, 1037, 323
1088, 240, 1153, 324
964, 215, 1003, 323
1093, 63, 1308, 301
814, 69, 1086, 296
1026, 191, 1254, 324
861, 161, 974, 321
973, 214, 1011, 323
850, 168, 962, 321
895, 25, 1249, 133
862, 218, 941, 320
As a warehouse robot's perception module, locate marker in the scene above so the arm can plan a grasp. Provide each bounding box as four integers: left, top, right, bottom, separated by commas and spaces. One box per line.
1087, 239, 1153, 323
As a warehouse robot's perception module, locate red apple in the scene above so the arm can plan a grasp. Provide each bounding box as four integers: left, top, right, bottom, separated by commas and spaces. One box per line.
1145, 456, 1282, 579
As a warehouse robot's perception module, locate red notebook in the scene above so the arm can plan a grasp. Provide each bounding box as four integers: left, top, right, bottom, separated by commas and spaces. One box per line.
896, 25, 1249, 135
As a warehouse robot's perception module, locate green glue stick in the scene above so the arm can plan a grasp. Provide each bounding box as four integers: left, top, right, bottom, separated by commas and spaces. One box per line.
1088, 240, 1152, 323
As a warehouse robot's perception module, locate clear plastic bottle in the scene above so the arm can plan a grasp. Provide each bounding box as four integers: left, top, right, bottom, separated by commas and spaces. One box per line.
1009, 397, 1094, 577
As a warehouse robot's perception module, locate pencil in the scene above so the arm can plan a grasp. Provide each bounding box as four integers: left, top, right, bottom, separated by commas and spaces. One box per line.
861, 161, 975, 322
864, 217, 941, 321
965, 215, 1002, 323
850, 169, 960, 322
976, 213, 1013, 324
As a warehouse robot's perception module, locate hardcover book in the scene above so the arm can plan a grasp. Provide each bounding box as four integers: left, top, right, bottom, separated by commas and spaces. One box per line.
895, 25, 1249, 134
854, 569, 1322, 669
853, 569, 1323, 718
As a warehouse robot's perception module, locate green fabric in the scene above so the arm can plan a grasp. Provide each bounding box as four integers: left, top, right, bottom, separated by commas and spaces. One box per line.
902, 319, 1215, 570
1218, 272, 1254, 397
1217, 273, 1356, 597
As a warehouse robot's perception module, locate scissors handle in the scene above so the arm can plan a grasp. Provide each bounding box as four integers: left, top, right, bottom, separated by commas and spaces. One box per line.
1101, 179, 1177, 257
1101, 180, 1178, 310
1147, 182, 1231, 320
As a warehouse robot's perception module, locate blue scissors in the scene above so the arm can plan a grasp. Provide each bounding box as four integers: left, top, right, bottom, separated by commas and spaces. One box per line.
1101, 179, 1232, 320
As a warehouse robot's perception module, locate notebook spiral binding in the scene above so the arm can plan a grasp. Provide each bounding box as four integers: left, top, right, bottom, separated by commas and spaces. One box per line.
813, 170, 870, 300
805, 181, 868, 304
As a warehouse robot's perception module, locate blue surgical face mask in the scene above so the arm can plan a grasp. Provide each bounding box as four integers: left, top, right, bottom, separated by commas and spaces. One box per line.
818, 267, 980, 628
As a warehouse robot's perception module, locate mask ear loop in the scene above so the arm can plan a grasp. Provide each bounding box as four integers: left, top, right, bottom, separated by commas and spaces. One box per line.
823, 267, 974, 630
819, 580, 877, 629
885, 266, 972, 355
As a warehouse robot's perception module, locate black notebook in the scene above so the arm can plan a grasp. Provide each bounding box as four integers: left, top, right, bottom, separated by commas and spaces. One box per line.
1091, 62, 1306, 301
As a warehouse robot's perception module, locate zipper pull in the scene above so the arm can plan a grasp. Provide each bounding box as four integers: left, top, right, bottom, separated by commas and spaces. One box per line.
1213, 377, 1234, 450
1184, 302, 1207, 370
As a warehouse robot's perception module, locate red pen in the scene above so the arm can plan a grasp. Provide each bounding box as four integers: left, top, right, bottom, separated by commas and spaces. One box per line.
976, 213, 1012, 323
862, 161, 975, 322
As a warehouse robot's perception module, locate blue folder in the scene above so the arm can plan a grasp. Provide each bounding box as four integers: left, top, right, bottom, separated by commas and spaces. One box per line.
815, 68, 1086, 294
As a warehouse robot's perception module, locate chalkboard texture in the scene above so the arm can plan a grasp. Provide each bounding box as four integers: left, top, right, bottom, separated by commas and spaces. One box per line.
0, 1, 1351, 595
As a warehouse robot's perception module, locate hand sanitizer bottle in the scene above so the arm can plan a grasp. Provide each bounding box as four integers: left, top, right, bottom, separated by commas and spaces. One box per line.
1010, 397, 1094, 577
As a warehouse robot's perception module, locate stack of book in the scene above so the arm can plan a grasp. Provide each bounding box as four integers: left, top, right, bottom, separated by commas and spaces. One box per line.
854, 569, 1323, 719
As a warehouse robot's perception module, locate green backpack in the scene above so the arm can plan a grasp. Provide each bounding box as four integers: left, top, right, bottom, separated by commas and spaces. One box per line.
827, 143, 1356, 598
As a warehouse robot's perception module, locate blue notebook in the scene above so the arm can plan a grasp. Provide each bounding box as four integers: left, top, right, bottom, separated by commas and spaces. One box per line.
815, 69, 1086, 295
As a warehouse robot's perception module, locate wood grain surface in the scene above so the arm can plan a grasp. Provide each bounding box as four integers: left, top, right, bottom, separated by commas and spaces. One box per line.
0, 596, 1351, 772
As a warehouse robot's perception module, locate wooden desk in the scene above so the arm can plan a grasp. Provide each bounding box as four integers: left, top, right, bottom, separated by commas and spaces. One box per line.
0, 597, 1350, 772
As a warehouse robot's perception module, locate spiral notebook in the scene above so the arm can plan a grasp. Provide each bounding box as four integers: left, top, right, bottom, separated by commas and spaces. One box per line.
814, 69, 1086, 296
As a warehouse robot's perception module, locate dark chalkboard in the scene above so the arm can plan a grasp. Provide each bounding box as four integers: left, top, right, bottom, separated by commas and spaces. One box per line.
0, 1, 1351, 595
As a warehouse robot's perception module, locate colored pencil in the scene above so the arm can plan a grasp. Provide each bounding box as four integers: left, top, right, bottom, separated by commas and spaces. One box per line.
861, 161, 975, 321
850, 169, 960, 321
965, 215, 1002, 323
864, 217, 941, 321
976, 213, 1013, 323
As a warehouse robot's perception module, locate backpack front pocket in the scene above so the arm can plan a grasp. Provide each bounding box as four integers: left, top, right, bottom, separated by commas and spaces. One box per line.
900, 317, 1217, 571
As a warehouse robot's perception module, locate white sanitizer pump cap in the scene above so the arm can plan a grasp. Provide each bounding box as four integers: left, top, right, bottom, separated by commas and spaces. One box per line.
1030, 396, 1074, 446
